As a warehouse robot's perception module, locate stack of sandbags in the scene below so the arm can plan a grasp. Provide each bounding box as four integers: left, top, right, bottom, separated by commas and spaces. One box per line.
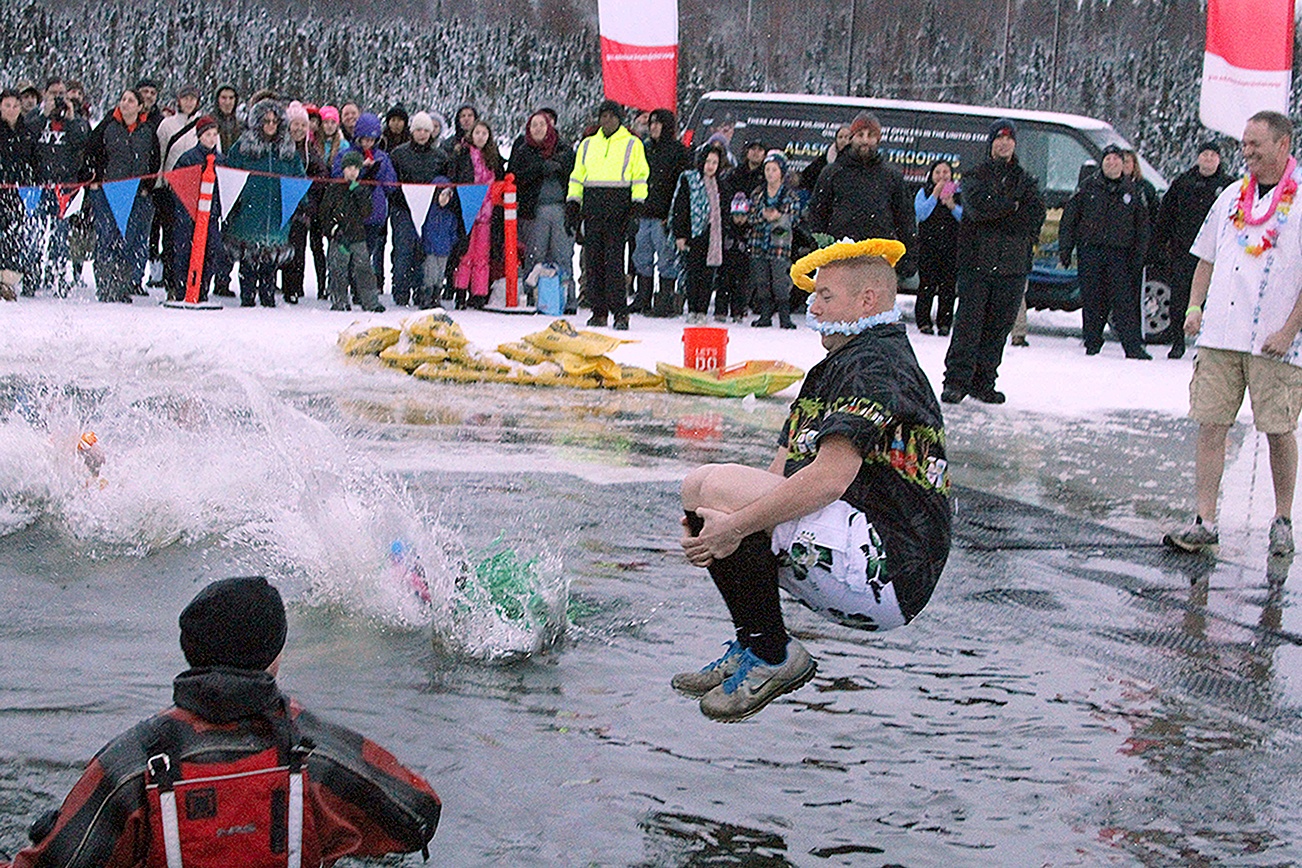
341, 312, 663, 390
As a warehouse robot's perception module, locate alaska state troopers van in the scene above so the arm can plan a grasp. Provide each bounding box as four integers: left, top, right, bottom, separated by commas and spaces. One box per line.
683, 92, 1173, 334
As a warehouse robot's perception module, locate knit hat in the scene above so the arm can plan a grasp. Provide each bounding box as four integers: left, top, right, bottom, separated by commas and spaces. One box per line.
730, 192, 750, 214
763, 149, 788, 172
135, 77, 160, 91
303, 102, 320, 119
285, 100, 309, 125
342, 149, 365, 168
988, 118, 1017, 145
194, 115, 217, 136
597, 98, 623, 118
354, 112, 383, 140
409, 111, 435, 132
1198, 140, 1221, 156
848, 111, 881, 137
1101, 143, 1124, 159
319, 105, 340, 124
179, 576, 287, 671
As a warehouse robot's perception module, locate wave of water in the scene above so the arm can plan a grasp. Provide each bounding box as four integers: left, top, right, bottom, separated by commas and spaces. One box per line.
0, 371, 566, 661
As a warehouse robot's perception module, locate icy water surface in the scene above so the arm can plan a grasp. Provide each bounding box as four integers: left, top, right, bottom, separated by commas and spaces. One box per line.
2, 368, 1301, 866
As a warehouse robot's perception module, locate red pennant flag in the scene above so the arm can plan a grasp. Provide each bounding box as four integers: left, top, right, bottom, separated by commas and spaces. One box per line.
165, 165, 204, 224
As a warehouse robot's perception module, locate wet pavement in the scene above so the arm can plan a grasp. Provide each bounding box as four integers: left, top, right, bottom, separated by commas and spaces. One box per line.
3, 363, 1301, 865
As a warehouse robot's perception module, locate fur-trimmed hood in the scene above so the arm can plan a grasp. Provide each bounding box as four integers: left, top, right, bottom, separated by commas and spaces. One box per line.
234, 99, 298, 162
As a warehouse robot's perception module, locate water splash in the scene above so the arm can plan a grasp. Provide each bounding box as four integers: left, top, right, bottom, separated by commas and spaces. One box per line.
0, 372, 567, 659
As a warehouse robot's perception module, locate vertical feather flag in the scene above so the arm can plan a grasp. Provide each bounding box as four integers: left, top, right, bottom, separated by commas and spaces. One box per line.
598, 0, 679, 112
1200, 0, 1295, 139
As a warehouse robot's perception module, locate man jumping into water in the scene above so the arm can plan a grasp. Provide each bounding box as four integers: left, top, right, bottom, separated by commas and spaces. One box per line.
678, 238, 951, 722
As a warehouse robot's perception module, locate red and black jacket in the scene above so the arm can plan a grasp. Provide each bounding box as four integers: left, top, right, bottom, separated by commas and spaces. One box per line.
3, 667, 441, 867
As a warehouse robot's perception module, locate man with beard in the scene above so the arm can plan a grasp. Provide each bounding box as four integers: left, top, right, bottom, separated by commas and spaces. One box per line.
806, 112, 918, 288
940, 119, 1046, 405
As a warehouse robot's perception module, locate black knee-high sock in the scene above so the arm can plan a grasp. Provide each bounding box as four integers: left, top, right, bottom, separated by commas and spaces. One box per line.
685, 511, 788, 665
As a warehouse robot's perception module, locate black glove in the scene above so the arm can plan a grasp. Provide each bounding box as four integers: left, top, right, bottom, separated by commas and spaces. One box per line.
564, 200, 581, 236
628, 200, 645, 221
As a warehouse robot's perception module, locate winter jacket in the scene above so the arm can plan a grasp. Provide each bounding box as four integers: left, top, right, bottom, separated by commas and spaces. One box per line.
567, 125, 649, 219
214, 107, 242, 154
26, 108, 90, 184
2, 667, 439, 868
642, 134, 690, 220
1153, 164, 1231, 264
955, 155, 1046, 277
155, 111, 200, 186
723, 161, 764, 206
1059, 171, 1149, 262
806, 147, 918, 278
670, 169, 715, 241
331, 146, 397, 227
423, 176, 464, 257
319, 178, 373, 244
748, 182, 805, 260
915, 186, 962, 278
223, 100, 305, 259
507, 135, 574, 219
0, 116, 34, 185
391, 138, 450, 213
85, 111, 160, 182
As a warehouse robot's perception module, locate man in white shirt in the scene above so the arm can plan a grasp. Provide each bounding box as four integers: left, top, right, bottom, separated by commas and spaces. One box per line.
1165, 111, 1302, 557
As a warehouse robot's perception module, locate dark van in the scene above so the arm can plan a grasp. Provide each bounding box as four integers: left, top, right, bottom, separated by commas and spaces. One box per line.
683, 92, 1172, 335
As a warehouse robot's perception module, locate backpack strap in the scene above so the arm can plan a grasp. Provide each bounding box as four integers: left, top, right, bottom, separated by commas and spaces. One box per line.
146, 749, 184, 868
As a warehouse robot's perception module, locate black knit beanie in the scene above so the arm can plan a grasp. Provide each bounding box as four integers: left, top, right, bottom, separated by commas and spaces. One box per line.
179, 576, 287, 670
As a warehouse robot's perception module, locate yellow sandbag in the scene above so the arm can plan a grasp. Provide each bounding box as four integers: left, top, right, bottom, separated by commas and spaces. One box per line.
460, 349, 514, 374
522, 319, 634, 357
405, 314, 469, 348
551, 350, 621, 382
379, 342, 450, 372
497, 341, 551, 365
611, 365, 665, 389
412, 362, 488, 383
338, 323, 401, 357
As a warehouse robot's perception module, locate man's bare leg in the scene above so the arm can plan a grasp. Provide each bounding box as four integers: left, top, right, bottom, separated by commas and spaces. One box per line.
1195, 423, 1232, 524
1266, 432, 1298, 519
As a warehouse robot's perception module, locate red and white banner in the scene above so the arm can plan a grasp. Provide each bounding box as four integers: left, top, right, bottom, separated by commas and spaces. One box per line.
598, 0, 678, 113
1199, 0, 1295, 139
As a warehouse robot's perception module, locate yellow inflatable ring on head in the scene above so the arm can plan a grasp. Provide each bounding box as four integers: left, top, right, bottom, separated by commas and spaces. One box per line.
789, 238, 906, 292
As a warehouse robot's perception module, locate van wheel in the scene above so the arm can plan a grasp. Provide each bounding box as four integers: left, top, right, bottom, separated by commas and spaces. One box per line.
1142, 278, 1173, 344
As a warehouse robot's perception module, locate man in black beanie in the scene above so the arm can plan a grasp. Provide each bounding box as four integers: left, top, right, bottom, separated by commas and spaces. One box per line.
5, 576, 442, 868
1153, 140, 1231, 359
941, 118, 1046, 405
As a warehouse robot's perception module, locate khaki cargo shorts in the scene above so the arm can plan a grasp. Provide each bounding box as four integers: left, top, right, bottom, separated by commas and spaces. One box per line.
1190, 347, 1302, 433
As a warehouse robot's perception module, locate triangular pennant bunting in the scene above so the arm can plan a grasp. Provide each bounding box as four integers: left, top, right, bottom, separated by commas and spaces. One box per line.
165, 165, 204, 224
57, 186, 84, 219
279, 176, 314, 229
214, 166, 249, 221
17, 186, 41, 215
402, 184, 437, 235
459, 184, 488, 230
102, 178, 141, 239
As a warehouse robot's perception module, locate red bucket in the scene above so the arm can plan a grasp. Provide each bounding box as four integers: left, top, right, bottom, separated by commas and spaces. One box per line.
682, 326, 728, 371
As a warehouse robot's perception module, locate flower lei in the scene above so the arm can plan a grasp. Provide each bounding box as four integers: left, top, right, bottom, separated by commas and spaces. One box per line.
1233, 156, 1298, 256
805, 301, 902, 336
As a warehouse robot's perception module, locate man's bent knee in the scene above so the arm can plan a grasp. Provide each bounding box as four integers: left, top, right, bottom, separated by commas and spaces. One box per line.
683, 463, 783, 514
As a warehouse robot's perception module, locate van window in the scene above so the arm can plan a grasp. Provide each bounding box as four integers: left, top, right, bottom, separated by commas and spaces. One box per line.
1014, 127, 1094, 205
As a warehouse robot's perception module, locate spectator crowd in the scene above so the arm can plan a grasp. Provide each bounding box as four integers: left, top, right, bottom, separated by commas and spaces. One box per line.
0, 75, 1230, 378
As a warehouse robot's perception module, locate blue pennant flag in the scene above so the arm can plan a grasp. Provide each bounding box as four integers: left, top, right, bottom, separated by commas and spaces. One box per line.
17, 186, 42, 215
458, 184, 488, 230
279, 176, 314, 230
102, 178, 141, 239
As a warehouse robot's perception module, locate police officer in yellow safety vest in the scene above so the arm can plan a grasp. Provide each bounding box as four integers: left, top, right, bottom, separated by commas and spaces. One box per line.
566, 99, 649, 331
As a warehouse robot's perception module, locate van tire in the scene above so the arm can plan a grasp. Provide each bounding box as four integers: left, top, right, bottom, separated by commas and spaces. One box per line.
1142, 277, 1173, 344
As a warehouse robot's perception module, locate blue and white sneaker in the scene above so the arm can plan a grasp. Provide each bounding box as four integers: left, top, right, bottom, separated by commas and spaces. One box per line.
699, 639, 817, 722
671, 640, 745, 698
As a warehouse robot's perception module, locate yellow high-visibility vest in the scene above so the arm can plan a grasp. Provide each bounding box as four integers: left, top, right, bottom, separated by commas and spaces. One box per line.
567, 125, 649, 203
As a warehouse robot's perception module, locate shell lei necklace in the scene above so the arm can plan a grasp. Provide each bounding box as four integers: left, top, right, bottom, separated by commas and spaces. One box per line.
1233, 156, 1298, 256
